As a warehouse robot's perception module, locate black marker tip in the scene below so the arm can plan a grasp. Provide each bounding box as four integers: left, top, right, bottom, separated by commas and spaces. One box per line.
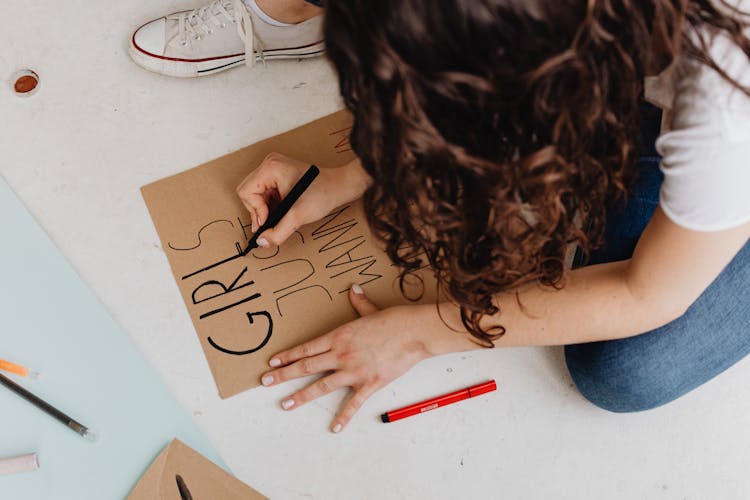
381, 413, 390, 423
176, 474, 193, 500
242, 236, 259, 256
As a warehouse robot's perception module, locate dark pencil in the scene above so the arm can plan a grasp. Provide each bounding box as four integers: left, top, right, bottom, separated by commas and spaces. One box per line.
0, 372, 95, 441
242, 164, 320, 255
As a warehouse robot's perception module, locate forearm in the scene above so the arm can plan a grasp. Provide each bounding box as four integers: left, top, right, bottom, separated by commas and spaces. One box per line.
417, 208, 750, 356
329, 158, 372, 205
486, 260, 679, 347
416, 259, 681, 356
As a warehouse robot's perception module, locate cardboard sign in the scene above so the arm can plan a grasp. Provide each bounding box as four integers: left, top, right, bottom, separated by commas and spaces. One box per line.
142, 111, 436, 399
127, 439, 266, 499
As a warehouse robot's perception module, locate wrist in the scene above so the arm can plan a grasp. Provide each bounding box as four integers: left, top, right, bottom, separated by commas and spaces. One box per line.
336, 158, 371, 204
409, 303, 480, 358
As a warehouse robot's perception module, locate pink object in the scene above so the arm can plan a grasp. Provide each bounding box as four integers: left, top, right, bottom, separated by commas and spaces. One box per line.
0, 453, 39, 475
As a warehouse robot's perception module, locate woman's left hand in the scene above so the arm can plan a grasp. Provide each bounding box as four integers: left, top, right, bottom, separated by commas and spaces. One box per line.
260, 285, 432, 433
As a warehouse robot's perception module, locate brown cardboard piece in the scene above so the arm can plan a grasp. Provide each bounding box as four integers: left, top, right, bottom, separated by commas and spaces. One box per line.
127, 439, 267, 499
142, 110, 436, 399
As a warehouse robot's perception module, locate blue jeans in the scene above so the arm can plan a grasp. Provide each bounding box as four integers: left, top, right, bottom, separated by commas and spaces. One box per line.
565, 104, 750, 412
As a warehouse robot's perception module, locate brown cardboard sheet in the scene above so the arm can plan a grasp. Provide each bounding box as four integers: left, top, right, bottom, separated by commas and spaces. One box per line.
142, 110, 436, 398
127, 439, 266, 499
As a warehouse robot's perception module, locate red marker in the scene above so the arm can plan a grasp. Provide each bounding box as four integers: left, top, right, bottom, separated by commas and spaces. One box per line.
381, 380, 497, 423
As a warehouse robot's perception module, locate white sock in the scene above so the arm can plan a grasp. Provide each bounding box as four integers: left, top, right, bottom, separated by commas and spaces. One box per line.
243, 0, 292, 27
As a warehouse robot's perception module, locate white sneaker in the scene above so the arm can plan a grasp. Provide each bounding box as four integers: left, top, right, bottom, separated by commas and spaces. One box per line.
129, 0, 324, 77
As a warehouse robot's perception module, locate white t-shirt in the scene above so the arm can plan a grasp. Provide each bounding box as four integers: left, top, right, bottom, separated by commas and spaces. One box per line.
645, 14, 750, 232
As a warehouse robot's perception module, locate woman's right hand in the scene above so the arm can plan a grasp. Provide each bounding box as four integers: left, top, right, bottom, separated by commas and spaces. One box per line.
236, 152, 371, 247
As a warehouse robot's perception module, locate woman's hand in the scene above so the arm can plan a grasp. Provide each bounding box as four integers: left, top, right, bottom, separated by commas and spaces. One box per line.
236, 152, 371, 247
260, 285, 432, 433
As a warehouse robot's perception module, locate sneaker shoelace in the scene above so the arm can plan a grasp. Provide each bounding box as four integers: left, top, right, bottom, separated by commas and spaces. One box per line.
169, 0, 264, 67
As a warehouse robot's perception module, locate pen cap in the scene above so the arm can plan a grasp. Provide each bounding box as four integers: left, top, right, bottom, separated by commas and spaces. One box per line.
468, 380, 497, 397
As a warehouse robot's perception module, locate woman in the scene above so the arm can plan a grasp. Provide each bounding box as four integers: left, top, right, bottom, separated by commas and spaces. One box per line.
236, 0, 750, 434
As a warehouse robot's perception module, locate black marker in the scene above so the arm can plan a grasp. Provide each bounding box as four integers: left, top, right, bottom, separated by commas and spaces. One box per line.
176, 474, 193, 500
243, 164, 320, 255
0, 373, 96, 441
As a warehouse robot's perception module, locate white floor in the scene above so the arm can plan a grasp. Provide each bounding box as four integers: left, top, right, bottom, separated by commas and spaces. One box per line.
2, 1, 749, 499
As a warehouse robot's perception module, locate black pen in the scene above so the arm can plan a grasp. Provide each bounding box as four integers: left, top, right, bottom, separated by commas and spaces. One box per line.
243, 164, 320, 255
0, 373, 96, 441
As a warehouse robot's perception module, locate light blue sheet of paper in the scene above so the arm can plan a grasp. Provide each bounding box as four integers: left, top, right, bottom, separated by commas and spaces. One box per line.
0, 177, 223, 499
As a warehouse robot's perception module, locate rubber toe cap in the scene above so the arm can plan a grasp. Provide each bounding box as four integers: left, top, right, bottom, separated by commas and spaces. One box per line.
133, 18, 167, 56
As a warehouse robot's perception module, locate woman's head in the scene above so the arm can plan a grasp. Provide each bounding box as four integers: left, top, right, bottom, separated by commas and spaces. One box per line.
323, 0, 750, 345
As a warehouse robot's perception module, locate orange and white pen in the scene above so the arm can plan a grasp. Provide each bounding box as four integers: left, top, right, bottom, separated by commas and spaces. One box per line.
0, 359, 40, 379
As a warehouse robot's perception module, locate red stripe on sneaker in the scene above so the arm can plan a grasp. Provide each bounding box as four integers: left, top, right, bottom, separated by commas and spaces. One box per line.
131, 20, 323, 63
263, 40, 325, 53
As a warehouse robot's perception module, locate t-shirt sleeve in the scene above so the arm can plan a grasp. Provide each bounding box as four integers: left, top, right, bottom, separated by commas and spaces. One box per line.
655, 29, 750, 232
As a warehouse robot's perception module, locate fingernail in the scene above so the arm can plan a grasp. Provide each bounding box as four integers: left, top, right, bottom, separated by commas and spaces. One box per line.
261, 375, 274, 386
257, 214, 264, 227
282, 399, 295, 410
257, 238, 270, 248
251, 221, 258, 233
351, 284, 364, 295
332, 423, 342, 433
269, 358, 281, 367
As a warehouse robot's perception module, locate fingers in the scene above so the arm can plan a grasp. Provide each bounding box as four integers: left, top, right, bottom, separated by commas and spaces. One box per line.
330, 385, 377, 433
238, 193, 269, 233
255, 209, 301, 247
349, 284, 379, 316
268, 332, 333, 369
278, 372, 353, 411
262, 352, 338, 387
261, 298, 382, 434
235, 152, 295, 233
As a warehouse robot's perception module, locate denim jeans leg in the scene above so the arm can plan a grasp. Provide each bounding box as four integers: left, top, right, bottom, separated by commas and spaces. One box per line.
565, 240, 750, 412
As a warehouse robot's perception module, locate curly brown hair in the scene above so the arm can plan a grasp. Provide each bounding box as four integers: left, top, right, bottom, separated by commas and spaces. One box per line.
323, 0, 750, 346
